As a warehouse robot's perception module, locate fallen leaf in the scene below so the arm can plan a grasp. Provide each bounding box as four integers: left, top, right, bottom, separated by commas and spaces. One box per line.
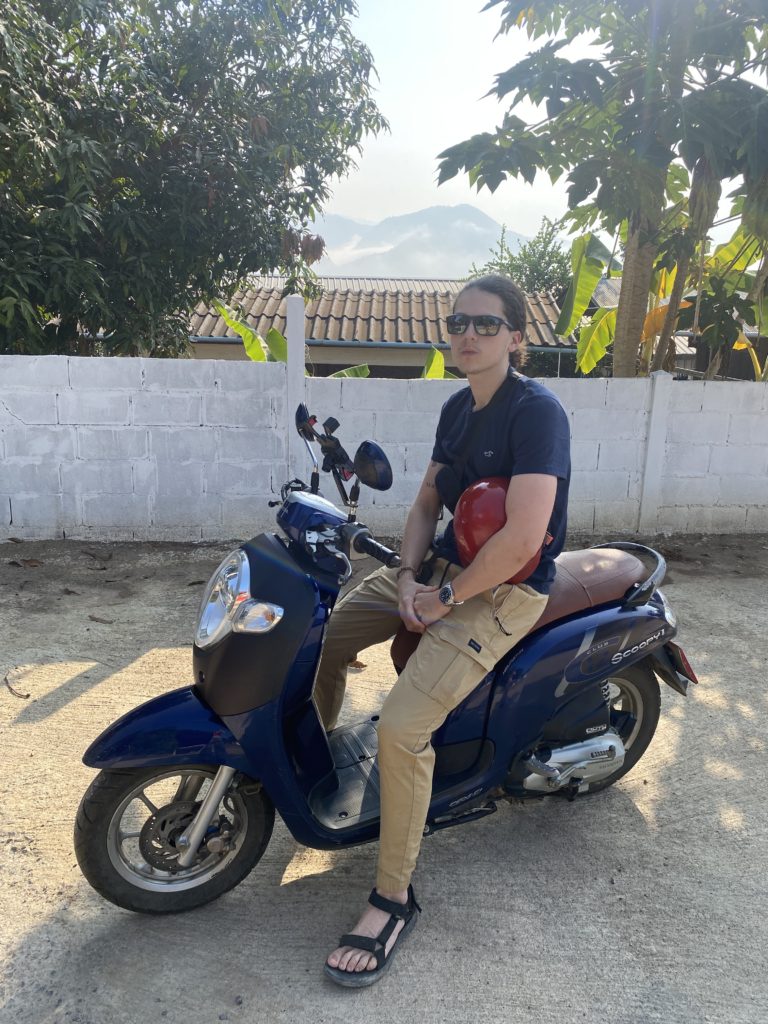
62, 588, 80, 596
86, 565, 107, 572
3, 673, 30, 699
21, 558, 43, 568
349, 659, 367, 669
88, 614, 114, 624
8, 537, 23, 544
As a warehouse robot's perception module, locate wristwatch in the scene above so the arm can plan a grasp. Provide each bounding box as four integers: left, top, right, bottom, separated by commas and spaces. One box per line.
438, 581, 464, 607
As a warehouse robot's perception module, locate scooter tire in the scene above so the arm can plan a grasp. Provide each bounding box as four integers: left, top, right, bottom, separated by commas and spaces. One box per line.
75, 764, 274, 914
570, 662, 661, 796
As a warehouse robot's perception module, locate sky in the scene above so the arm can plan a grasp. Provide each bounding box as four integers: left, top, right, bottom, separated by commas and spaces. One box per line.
324, 0, 743, 246
324, 0, 576, 236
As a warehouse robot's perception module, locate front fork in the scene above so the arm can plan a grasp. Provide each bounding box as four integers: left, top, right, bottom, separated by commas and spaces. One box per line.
175, 765, 236, 868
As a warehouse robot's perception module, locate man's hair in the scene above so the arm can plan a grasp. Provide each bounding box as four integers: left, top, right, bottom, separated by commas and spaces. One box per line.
457, 274, 528, 369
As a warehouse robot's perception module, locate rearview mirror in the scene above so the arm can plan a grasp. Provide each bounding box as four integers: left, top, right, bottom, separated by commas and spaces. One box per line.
353, 441, 392, 491
295, 404, 316, 441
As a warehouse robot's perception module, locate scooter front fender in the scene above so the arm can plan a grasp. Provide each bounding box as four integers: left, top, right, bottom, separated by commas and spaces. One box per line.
82, 686, 260, 777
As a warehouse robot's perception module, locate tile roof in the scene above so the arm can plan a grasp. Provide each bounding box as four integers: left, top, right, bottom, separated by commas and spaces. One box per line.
190, 276, 573, 349
592, 277, 622, 308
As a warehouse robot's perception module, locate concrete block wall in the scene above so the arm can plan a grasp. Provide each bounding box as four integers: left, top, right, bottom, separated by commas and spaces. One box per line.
0, 356, 286, 540
305, 377, 461, 534
1, 355, 766, 540
657, 380, 768, 533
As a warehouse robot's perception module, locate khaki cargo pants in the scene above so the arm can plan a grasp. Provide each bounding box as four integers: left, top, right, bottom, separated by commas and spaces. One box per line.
313, 558, 547, 893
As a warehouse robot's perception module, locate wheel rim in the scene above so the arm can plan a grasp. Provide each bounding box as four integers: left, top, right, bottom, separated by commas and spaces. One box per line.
604, 674, 645, 750
106, 769, 248, 893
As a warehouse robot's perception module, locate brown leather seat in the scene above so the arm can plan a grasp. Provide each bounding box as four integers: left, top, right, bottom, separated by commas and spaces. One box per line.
390, 547, 646, 673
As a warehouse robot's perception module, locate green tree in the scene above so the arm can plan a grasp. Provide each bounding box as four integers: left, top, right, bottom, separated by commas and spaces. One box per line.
437, 0, 768, 377
469, 217, 571, 299
0, 0, 385, 355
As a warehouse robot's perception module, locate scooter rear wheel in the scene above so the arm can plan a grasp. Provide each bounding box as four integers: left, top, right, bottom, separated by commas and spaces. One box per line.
576, 663, 661, 795
75, 764, 274, 914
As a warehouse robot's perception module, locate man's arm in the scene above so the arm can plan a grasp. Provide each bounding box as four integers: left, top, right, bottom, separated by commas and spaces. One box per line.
450, 473, 557, 603
412, 473, 556, 625
396, 460, 444, 633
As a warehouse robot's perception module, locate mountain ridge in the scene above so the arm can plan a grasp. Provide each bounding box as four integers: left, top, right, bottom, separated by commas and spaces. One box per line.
315, 204, 526, 278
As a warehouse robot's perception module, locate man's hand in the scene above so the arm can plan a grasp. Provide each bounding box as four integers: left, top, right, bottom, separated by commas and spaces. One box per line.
412, 587, 451, 628
397, 578, 438, 633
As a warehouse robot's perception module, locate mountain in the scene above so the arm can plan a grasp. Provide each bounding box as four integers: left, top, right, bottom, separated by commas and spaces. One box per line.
314, 205, 526, 278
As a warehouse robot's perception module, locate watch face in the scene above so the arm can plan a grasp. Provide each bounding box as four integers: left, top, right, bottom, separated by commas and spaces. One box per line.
438, 583, 453, 606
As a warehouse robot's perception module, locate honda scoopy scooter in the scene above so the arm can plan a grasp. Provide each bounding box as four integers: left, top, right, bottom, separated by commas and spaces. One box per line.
75, 405, 698, 914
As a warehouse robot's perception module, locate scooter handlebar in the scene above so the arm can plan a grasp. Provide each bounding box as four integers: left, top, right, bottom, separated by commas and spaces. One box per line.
351, 532, 401, 568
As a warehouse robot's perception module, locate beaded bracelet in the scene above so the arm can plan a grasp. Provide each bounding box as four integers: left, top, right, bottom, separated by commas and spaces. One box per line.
395, 565, 418, 581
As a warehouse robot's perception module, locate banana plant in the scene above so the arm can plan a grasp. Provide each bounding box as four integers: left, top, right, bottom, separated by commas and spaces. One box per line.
561, 220, 767, 377
422, 346, 458, 379
733, 333, 768, 382
213, 301, 369, 378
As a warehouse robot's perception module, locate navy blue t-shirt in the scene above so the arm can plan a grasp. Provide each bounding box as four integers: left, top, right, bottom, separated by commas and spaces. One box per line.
431, 370, 570, 594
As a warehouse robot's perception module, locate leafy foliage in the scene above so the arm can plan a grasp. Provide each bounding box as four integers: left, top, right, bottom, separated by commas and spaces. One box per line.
438, 0, 768, 376
421, 346, 458, 379
555, 232, 619, 337
469, 217, 571, 298
0, 0, 385, 354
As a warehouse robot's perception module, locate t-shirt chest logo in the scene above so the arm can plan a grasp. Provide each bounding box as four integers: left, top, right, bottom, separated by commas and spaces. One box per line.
483, 450, 494, 457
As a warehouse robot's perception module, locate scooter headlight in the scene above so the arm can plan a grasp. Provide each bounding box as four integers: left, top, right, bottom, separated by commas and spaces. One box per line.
195, 549, 283, 649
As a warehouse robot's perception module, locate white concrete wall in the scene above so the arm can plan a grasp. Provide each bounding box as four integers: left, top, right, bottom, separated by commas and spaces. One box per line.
1, 355, 766, 540
0, 356, 286, 541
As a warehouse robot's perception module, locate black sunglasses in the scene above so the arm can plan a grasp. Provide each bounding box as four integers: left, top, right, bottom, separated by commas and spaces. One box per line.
445, 313, 518, 336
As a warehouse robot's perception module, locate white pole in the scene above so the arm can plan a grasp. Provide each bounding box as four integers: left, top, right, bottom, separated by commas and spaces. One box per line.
285, 294, 306, 480
637, 371, 671, 533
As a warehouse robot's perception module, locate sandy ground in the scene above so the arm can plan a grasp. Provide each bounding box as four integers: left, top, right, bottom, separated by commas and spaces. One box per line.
1, 531, 767, 1024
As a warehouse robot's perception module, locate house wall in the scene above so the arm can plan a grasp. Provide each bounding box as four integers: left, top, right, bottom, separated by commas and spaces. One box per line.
1, 354, 766, 541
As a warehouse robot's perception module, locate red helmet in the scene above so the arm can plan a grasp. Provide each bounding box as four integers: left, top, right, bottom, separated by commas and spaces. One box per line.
453, 477, 547, 584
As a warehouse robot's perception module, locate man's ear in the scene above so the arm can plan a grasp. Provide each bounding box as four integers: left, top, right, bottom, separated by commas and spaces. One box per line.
508, 330, 523, 353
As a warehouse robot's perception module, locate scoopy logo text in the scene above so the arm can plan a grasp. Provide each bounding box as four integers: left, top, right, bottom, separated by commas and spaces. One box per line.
610, 628, 666, 665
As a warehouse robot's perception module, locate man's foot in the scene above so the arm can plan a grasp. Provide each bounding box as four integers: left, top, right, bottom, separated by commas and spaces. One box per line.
326, 889, 408, 974
324, 886, 421, 987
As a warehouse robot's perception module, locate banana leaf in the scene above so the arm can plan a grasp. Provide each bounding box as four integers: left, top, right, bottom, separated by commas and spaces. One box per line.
213, 300, 266, 362
577, 307, 617, 374
329, 364, 370, 378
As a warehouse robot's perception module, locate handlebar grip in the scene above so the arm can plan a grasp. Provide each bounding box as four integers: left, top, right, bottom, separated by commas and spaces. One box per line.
353, 533, 401, 568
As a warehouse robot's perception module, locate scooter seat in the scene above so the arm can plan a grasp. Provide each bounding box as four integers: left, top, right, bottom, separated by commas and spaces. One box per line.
527, 547, 645, 633
390, 547, 646, 674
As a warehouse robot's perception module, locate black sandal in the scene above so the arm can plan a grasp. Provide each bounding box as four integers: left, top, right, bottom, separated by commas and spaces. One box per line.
324, 885, 422, 988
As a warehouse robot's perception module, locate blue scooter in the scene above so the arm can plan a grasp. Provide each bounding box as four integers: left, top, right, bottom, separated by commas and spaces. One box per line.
75, 405, 698, 913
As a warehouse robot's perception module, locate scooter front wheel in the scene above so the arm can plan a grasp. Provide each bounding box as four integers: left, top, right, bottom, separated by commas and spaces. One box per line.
75, 765, 274, 914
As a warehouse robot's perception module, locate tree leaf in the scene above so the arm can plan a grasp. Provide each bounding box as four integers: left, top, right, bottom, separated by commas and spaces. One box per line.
641, 298, 691, 340
422, 346, 445, 378
555, 233, 613, 336
328, 364, 370, 378
577, 307, 617, 374
264, 327, 288, 363
213, 301, 266, 362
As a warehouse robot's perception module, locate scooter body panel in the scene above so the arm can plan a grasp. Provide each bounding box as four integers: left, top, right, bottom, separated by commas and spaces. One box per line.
82, 686, 261, 777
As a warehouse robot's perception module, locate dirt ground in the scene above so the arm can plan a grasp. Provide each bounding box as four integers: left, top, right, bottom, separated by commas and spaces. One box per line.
1, 531, 767, 1024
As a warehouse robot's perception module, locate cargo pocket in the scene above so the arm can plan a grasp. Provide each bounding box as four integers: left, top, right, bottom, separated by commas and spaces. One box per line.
430, 612, 500, 673
491, 583, 548, 639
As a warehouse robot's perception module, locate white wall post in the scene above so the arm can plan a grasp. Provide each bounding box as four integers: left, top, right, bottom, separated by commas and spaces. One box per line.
285, 294, 306, 479
637, 370, 672, 533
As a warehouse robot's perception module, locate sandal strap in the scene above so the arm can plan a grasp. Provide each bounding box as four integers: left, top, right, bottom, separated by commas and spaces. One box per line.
339, 933, 380, 955
334, 888, 422, 973
339, 930, 387, 970
368, 885, 420, 921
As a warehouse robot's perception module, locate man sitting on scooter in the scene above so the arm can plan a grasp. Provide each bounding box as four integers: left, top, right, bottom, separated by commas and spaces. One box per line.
317, 274, 571, 987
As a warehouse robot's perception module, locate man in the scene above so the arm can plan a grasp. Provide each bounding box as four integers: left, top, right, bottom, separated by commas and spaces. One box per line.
318, 274, 571, 986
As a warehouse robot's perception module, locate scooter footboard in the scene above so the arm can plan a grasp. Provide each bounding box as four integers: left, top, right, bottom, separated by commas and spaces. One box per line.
82, 686, 260, 776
